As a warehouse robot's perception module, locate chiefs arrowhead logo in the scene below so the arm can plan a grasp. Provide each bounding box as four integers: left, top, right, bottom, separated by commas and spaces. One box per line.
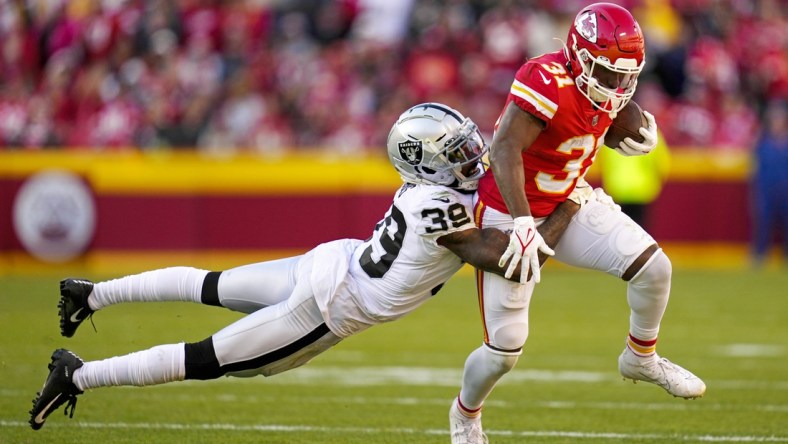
575, 11, 598, 44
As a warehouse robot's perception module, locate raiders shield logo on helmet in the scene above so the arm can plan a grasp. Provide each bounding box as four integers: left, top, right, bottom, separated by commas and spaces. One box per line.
398, 140, 423, 165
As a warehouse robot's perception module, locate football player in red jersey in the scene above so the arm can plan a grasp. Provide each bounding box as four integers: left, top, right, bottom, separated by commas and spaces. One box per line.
450, 4, 705, 442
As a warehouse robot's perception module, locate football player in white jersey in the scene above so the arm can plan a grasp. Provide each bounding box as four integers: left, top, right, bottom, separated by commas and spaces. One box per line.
29, 103, 582, 431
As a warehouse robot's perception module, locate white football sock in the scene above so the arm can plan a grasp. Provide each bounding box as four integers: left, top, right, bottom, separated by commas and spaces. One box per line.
458, 345, 519, 412
89, 267, 209, 311
627, 249, 671, 341
73, 343, 185, 390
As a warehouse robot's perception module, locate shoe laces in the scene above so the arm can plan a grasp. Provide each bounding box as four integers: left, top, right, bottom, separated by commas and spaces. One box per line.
469, 427, 489, 444
86, 312, 98, 333
62, 394, 79, 419
76, 291, 98, 333
656, 357, 674, 368
455, 420, 488, 444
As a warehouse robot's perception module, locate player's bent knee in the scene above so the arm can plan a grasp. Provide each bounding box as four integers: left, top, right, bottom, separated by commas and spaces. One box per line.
481, 343, 520, 376
488, 322, 529, 352
631, 248, 672, 291
184, 337, 223, 380
622, 243, 659, 281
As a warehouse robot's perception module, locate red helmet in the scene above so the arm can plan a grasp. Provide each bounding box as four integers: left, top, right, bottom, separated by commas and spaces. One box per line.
565, 3, 645, 115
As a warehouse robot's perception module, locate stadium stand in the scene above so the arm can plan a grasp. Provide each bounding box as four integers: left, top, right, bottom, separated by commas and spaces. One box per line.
0, 0, 784, 153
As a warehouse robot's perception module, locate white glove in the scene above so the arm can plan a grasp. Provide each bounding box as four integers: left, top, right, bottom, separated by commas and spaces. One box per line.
498, 216, 555, 284
592, 188, 621, 212
567, 178, 593, 206
614, 111, 658, 156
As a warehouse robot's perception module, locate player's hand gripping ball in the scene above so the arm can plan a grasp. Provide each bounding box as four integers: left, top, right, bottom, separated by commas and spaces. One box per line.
605, 101, 658, 156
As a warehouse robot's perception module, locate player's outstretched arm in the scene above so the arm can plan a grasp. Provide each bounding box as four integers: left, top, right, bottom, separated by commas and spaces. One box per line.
438, 200, 579, 282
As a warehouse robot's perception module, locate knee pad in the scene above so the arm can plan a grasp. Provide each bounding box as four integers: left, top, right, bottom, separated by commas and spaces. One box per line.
555, 200, 657, 278
631, 248, 672, 292
488, 321, 529, 352
481, 343, 520, 376
627, 249, 672, 338
184, 337, 222, 380
479, 270, 532, 351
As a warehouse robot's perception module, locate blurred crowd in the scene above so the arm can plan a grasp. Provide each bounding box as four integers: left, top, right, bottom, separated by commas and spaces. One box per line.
0, 0, 785, 154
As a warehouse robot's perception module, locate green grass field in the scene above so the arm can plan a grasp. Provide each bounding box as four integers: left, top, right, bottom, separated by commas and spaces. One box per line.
1, 267, 786, 443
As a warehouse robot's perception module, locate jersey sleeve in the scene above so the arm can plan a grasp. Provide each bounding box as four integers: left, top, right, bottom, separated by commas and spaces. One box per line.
508, 62, 560, 127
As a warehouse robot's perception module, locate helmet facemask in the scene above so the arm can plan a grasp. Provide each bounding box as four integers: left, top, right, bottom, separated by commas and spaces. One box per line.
427, 118, 487, 189
387, 103, 489, 191
571, 34, 642, 116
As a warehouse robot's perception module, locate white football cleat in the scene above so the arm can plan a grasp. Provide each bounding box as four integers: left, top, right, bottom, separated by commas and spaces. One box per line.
449, 399, 488, 444
618, 347, 706, 399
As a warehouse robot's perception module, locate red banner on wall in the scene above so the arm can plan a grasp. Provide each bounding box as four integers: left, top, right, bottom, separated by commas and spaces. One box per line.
0, 150, 753, 269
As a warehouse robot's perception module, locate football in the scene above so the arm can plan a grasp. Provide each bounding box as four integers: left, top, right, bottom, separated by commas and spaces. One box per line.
604, 100, 647, 149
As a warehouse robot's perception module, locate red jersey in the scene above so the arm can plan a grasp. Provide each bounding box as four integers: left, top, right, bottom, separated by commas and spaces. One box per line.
478, 51, 613, 217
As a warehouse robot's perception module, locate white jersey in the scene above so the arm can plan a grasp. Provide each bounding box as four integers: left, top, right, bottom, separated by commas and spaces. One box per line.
310, 183, 477, 337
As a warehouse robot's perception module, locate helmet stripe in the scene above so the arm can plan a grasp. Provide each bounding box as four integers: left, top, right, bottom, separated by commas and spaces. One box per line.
419, 103, 464, 123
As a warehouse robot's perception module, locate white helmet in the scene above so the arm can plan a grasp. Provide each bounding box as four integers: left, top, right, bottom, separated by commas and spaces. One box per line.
387, 103, 488, 191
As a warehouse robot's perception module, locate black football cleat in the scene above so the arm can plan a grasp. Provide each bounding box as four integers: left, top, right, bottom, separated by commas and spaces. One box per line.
29, 349, 84, 430
59, 279, 95, 338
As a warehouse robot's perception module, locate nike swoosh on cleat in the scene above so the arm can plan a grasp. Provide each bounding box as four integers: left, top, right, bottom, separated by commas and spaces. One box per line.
69, 308, 84, 323
33, 394, 61, 424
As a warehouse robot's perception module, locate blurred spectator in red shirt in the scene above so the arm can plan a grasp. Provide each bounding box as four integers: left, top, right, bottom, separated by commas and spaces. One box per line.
0, 0, 783, 153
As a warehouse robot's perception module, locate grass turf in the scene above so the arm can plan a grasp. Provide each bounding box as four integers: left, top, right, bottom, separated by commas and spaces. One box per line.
1, 266, 786, 443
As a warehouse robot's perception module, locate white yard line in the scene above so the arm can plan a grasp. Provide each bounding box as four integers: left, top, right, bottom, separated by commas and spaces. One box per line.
6, 386, 788, 413
713, 344, 785, 358
1, 420, 786, 442
164, 366, 788, 390
69, 393, 788, 414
